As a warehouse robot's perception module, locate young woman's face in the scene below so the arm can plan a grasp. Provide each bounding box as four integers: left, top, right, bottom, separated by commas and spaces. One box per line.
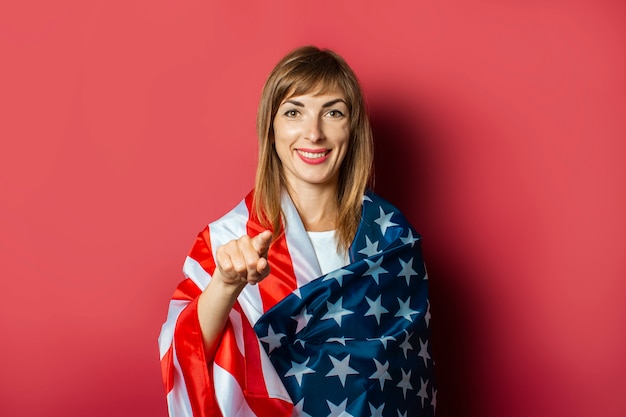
273, 90, 350, 193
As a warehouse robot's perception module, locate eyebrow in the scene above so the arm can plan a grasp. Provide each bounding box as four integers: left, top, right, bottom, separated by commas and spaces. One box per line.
282, 98, 347, 108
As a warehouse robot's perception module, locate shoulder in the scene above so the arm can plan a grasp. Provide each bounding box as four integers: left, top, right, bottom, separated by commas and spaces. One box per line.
202, 190, 256, 246
362, 191, 416, 232
349, 191, 422, 259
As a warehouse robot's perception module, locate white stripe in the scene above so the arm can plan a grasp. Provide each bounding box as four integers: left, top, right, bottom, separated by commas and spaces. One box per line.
228, 308, 246, 357
158, 299, 190, 360
280, 191, 321, 288
182, 255, 212, 291
209, 199, 249, 252
258, 339, 292, 402
166, 341, 194, 417
214, 363, 257, 417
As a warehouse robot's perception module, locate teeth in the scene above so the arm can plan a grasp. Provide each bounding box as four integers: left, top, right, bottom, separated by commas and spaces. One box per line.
298, 150, 327, 159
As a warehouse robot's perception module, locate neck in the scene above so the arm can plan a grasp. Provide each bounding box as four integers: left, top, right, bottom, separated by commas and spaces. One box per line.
286, 183, 339, 232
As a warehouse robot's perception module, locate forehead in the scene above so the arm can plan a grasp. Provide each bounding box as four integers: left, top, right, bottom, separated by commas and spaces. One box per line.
281, 78, 347, 101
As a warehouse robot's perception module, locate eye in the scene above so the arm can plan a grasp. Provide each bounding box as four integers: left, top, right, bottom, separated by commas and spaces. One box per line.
326, 109, 345, 118
284, 109, 300, 118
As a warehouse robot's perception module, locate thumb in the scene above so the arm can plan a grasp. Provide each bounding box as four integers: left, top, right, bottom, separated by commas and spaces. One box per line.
252, 230, 273, 256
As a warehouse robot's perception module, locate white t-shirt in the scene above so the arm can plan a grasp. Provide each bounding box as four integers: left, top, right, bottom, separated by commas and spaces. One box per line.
306, 230, 350, 275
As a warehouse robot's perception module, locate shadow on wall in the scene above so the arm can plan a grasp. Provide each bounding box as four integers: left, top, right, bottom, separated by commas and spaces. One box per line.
369, 92, 487, 417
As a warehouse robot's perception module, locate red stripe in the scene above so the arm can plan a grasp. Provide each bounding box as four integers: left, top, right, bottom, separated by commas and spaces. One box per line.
244, 192, 297, 311
174, 296, 222, 417
172, 277, 202, 301
161, 345, 175, 395
188, 226, 217, 276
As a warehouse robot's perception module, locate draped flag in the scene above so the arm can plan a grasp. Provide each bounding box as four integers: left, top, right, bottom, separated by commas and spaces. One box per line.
254, 194, 436, 417
158, 191, 436, 417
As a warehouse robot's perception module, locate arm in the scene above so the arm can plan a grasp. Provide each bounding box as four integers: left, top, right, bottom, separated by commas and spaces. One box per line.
197, 230, 273, 362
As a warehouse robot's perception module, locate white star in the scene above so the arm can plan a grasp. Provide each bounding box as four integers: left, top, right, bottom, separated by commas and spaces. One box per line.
368, 402, 384, 417
396, 368, 413, 399
323, 268, 353, 287
400, 229, 419, 247
425, 299, 431, 327
284, 358, 315, 386
294, 399, 312, 417
326, 399, 354, 417
321, 297, 353, 326
417, 378, 429, 407
293, 288, 303, 299
431, 387, 437, 411
259, 325, 285, 354
291, 306, 312, 334
397, 257, 418, 286
295, 338, 306, 348
397, 411, 407, 417
399, 330, 414, 358
327, 336, 353, 345
374, 207, 398, 235
395, 296, 418, 322
363, 195, 373, 203
364, 295, 389, 324
358, 235, 380, 257
325, 354, 359, 386
418, 337, 431, 367
363, 256, 388, 284
369, 358, 393, 390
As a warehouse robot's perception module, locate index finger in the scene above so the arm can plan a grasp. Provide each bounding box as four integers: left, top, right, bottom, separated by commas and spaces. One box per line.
251, 230, 273, 256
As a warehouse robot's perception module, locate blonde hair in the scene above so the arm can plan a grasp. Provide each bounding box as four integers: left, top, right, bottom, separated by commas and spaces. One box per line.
254, 46, 373, 253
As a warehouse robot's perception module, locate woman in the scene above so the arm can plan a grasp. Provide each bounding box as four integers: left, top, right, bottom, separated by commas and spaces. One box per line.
159, 46, 436, 417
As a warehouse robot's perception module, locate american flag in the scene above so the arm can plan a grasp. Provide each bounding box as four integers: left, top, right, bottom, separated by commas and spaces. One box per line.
158, 191, 435, 417
254, 194, 435, 417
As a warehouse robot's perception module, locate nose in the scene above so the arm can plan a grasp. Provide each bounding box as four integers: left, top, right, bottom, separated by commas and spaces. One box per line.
305, 116, 324, 142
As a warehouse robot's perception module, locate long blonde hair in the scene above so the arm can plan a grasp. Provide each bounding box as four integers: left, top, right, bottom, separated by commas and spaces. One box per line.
253, 46, 374, 253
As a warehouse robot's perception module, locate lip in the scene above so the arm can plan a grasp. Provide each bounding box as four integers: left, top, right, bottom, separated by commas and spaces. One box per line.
295, 148, 331, 165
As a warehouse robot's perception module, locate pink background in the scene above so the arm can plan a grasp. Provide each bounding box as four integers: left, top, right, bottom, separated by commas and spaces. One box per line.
1, 1, 625, 416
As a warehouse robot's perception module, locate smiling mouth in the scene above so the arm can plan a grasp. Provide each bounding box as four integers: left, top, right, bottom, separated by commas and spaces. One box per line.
296, 149, 330, 159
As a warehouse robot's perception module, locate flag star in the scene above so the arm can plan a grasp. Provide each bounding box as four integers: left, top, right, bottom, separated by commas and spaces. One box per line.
397, 257, 418, 286
365, 295, 389, 324
417, 378, 429, 407
369, 358, 393, 390
400, 229, 419, 247
425, 299, 431, 327
397, 411, 407, 417
326, 399, 354, 417
327, 336, 353, 345
295, 338, 306, 348
369, 335, 396, 349
325, 354, 359, 386
284, 358, 315, 386
374, 207, 398, 235
291, 306, 312, 334
259, 325, 285, 354
323, 268, 353, 287
363, 256, 388, 284
431, 387, 437, 411
321, 297, 353, 326
293, 288, 303, 299
358, 236, 380, 257
418, 338, 431, 367
399, 330, 414, 358
368, 402, 385, 417
363, 195, 373, 203
396, 368, 413, 399
294, 399, 312, 417
395, 296, 418, 322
